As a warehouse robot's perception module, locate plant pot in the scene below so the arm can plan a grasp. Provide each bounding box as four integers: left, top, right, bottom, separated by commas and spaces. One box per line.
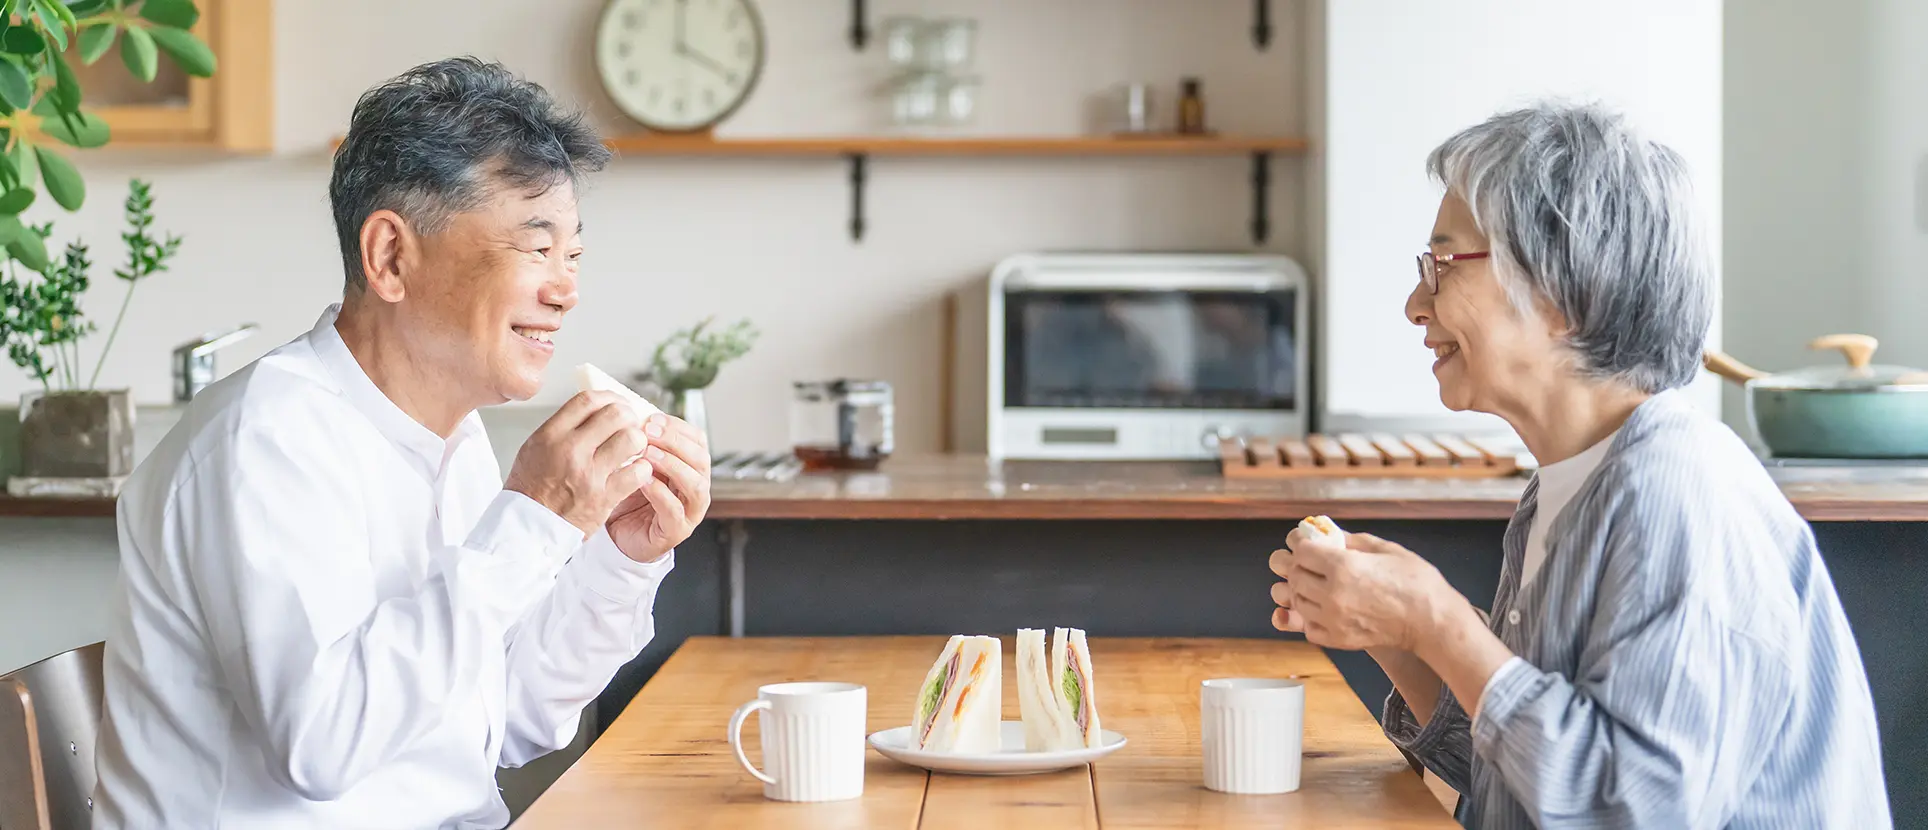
670, 388, 710, 443
18, 390, 136, 478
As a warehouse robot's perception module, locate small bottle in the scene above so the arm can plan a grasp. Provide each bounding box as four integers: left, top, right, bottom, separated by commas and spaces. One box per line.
1177, 77, 1206, 134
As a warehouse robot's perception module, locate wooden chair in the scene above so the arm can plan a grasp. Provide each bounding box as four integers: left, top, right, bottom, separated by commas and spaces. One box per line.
0, 643, 105, 830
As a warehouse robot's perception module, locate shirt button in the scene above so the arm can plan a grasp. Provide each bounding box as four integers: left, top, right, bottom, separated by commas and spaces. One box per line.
1506, 610, 1522, 625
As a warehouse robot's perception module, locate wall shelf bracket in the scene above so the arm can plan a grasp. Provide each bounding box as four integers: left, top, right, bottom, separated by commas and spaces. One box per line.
850, 0, 868, 50
1250, 151, 1271, 244
847, 153, 869, 241
1253, 0, 1273, 50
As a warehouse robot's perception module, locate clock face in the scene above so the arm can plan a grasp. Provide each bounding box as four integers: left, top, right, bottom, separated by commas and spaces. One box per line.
596, 0, 766, 132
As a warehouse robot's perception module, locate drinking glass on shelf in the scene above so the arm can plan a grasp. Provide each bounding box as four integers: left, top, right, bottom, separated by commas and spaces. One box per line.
881, 17, 925, 67
921, 18, 976, 70
936, 74, 980, 125
891, 73, 942, 126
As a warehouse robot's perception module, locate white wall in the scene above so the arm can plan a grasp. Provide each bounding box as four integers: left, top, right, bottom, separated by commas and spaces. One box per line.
4, 0, 1307, 455
1724, 0, 1928, 442
1316, 0, 1724, 430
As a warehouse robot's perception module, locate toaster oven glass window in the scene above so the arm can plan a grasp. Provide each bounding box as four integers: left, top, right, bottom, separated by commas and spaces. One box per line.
1005, 290, 1297, 410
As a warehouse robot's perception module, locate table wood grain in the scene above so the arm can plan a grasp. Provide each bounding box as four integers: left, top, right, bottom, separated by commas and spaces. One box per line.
511, 637, 1456, 829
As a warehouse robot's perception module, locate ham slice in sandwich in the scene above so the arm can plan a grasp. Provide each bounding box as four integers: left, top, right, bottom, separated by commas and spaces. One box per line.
912, 635, 1002, 753
1018, 627, 1102, 750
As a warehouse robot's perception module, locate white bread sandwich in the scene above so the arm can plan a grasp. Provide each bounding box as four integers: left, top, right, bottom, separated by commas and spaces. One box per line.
574, 363, 662, 467
912, 635, 1002, 753
1298, 515, 1345, 544
1017, 628, 1080, 751
1017, 627, 1102, 750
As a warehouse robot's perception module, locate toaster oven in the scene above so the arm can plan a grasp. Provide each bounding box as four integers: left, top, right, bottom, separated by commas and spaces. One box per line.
983, 253, 1309, 460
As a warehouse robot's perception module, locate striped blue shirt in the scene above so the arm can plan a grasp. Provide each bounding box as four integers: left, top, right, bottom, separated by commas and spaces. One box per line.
1381, 390, 1891, 828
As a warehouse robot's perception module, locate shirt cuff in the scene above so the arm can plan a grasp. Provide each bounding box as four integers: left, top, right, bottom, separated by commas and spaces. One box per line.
1471, 655, 1542, 754
574, 528, 676, 605
1381, 685, 1463, 761
468, 490, 584, 566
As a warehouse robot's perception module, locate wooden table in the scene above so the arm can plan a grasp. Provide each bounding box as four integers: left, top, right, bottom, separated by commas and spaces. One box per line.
513, 636, 1456, 829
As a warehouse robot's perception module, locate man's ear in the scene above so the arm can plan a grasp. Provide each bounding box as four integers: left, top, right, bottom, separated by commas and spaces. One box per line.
358, 209, 415, 303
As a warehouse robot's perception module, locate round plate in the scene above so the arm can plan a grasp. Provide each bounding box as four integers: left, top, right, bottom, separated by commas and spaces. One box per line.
868, 721, 1127, 775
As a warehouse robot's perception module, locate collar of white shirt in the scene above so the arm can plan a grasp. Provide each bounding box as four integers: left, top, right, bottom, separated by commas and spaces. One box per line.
307, 303, 487, 485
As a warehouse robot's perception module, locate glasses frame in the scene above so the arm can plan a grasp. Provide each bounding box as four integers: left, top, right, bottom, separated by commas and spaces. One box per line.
1416, 250, 1490, 294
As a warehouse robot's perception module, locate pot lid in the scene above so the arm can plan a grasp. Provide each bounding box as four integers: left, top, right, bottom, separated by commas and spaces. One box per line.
1752, 334, 1928, 391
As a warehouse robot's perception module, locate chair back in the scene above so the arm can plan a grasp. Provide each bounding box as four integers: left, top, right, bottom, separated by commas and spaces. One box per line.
0, 643, 105, 830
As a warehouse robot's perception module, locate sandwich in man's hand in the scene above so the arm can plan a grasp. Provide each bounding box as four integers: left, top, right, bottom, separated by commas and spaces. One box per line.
912, 635, 1002, 753
1298, 514, 1345, 545
1016, 627, 1102, 751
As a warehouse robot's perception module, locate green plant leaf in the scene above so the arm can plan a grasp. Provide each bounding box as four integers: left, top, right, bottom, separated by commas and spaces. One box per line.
66, 0, 112, 14
0, 215, 21, 247
34, 102, 109, 148
0, 60, 30, 111
9, 140, 36, 189
38, 0, 77, 31
50, 50, 81, 111
138, 0, 198, 29
119, 25, 154, 82
35, 145, 84, 209
31, 4, 66, 53
78, 22, 116, 65
145, 25, 212, 77
1, 25, 45, 55
0, 150, 16, 191
0, 188, 32, 214
6, 224, 49, 271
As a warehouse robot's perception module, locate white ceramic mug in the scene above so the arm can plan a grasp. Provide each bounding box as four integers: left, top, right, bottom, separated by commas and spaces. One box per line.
728, 681, 867, 802
1200, 677, 1305, 794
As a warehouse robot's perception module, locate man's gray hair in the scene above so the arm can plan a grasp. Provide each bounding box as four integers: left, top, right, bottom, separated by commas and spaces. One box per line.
1427, 102, 1713, 394
328, 57, 612, 292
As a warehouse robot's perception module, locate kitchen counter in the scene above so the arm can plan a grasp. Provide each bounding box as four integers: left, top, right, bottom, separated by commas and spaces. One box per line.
8, 452, 1928, 522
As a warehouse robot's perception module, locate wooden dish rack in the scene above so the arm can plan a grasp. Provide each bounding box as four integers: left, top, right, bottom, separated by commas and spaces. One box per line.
1218, 433, 1522, 479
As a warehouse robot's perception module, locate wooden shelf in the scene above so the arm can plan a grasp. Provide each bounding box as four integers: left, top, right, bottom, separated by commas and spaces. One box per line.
604, 134, 1309, 157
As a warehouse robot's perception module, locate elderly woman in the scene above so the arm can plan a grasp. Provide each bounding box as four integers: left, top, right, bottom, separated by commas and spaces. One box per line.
1271, 103, 1890, 827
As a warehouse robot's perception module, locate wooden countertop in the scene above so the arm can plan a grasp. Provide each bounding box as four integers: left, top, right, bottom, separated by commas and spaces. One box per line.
512, 636, 1455, 829
8, 454, 1928, 522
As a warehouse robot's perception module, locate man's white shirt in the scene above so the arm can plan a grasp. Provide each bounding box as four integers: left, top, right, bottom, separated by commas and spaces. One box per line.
92, 305, 674, 829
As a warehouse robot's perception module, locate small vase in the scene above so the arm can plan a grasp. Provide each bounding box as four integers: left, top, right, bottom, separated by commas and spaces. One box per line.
19, 389, 136, 478
670, 388, 710, 444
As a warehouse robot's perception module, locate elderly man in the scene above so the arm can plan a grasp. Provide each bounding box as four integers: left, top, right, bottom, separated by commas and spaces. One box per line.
90, 58, 708, 828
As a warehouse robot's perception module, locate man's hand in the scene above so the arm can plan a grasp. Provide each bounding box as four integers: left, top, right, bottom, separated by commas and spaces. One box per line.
504, 391, 654, 537
605, 413, 712, 563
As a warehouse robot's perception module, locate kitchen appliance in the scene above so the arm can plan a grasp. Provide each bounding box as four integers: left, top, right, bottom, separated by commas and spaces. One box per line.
985, 253, 1309, 460
1705, 333, 1928, 459
791, 379, 895, 470
172, 324, 259, 403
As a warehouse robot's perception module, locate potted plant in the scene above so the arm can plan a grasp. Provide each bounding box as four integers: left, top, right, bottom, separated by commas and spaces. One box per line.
2, 179, 180, 479
0, 0, 212, 484
636, 316, 758, 440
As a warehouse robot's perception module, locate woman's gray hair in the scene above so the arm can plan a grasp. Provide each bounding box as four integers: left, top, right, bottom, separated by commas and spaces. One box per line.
1427, 102, 1713, 393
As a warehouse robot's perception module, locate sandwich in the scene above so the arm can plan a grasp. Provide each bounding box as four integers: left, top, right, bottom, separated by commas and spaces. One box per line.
1017, 627, 1102, 750
575, 363, 664, 421
1298, 515, 1345, 544
1016, 628, 1079, 751
912, 635, 1002, 753
574, 363, 662, 467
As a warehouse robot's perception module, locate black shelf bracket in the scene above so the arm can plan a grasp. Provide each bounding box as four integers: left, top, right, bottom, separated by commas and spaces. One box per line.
1250, 151, 1271, 245
850, 0, 868, 50
1253, 0, 1272, 50
847, 153, 868, 241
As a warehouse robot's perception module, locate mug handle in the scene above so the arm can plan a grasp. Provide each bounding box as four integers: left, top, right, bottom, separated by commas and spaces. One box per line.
728, 699, 779, 786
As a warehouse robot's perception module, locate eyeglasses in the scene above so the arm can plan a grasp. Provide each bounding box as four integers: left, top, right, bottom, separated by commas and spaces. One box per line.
1416, 250, 1489, 294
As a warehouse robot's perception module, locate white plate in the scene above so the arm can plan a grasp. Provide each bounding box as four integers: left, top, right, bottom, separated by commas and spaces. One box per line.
868, 721, 1127, 775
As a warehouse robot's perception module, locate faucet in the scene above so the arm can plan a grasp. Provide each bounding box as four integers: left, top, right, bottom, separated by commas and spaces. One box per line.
172, 324, 259, 403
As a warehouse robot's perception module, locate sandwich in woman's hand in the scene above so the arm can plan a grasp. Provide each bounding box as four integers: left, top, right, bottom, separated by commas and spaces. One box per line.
1298, 514, 1345, 544
912, 635, 1002, 753
575, 363, 663, 420
1017, 627, 1102, 750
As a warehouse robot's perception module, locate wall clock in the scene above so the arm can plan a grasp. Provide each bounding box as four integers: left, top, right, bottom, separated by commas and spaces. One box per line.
595, 0, 767, 133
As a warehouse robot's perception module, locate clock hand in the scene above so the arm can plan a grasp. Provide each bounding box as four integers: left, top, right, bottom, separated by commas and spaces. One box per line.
675, 0, 687, 53
681, 45, 739, 84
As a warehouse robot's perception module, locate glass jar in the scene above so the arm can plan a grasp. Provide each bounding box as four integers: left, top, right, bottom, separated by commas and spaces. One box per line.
790, 380, 894, 471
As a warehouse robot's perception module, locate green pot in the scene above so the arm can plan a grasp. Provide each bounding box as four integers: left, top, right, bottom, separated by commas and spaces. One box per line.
1709, 334, 1928, 459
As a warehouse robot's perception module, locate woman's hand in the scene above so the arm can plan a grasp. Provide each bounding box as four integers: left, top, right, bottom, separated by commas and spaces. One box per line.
1269, 529, 1460, 653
